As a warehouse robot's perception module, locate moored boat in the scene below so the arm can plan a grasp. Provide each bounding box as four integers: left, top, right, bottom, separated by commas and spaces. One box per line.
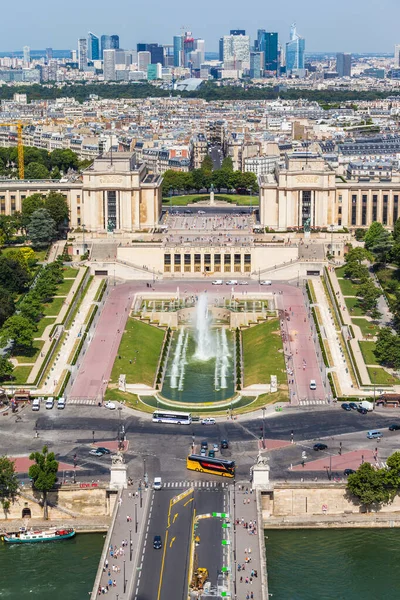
2, 527, 75, 543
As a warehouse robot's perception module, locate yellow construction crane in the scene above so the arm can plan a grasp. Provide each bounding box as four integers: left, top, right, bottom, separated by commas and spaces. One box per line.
0, 122, 24, 179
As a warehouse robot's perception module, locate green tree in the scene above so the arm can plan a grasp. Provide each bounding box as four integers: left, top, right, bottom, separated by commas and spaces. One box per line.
28, 446, 59, 519
24, 162, 50, 180
382, 451, 400, 498
0, 357, 14, 382
370, 230, 394, 265
0, 314, 36, 349
0, 456, 19, 518
27, 208, 57, 247
221, 156, 234, 171
375, 328, 400, 368
50, 166, 61, 179
345, 247, 374, 264
201, 154, 213, 173
44, 192, 70, 228
0, 287, 15, 327
356, 280, 381, 313
0, 255, 30, 293
364, 221, 385, 250
347, 462, 388, 510
0, 215, 18, 245
344, 261, 369, 282
21, 193, 45, 224
49, 148, 79, 172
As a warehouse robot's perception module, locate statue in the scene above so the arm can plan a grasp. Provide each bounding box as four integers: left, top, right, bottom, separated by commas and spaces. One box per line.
112, 451, 125, 465
107, 218, 116, 233
256, 451, 269, 466
303, 217, 311, 233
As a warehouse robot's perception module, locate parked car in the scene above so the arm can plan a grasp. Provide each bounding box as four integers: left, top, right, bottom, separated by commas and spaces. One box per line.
201, 440, 208, 450
349, 402, 358, 410
45, 397, 54, 410
89, 449, 104, 457
260, 280, 272, 286
313, 443, 328, 451
226, 280, 238, 286
200, 448, 207, 457
344, 469, 356, 476
389, 424, 400, 431
208, 450, 215, 458
201, 418, 216, 425
96, 447, 111, 455
212, 280, 223, 285
213, 443, 219, 453
220, 440, 229, 449
357, 407, 368, 414
367, 430, 382, 439
153, 535, 162, 549
238, 281, 248, 285
341, 403, 352, 411
104, 401, 116, 410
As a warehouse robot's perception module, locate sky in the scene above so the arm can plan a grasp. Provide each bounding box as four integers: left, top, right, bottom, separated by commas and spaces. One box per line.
1, 0, 399, 53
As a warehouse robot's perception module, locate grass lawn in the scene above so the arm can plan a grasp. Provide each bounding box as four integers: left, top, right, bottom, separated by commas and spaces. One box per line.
63, 267, 79, 278
367, 367, 400, 385
56, 278, 75, 295
12, 340, 44, 364
10, 365, 33, 384
162, 194, 259, 207
35, 317, 56, 337
110, 318, 165, 386
335, 266, 347, 278
338, 278, 359, 296
242, 319, 286, 386
42, 296, 66, 317
352, 318, 380, 338
344, 297, 365, 316
1, 246, 48, 262
358, 341, 378, 365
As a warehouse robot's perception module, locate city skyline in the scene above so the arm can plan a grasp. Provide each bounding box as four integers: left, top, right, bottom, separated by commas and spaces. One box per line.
1, 0, 400, 53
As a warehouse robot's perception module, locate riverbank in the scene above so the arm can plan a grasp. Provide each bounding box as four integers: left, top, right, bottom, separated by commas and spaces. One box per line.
0, 516, 111, 534
265, 512, 400, 529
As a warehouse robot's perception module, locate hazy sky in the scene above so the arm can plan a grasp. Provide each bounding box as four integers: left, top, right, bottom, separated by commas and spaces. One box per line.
2, 0, 399, 53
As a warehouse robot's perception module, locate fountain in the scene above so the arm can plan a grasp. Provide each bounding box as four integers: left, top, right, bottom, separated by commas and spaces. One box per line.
193, 293, 216, 361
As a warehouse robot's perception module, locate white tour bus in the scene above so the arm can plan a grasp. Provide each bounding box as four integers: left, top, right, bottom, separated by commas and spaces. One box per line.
152, 410, 192, 425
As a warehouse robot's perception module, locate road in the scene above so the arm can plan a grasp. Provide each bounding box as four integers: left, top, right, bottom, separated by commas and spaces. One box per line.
135, 487, 224, 600
210, 145, 222, 170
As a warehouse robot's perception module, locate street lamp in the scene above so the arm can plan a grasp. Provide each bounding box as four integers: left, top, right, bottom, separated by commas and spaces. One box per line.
262, 407, 266, 449
130, 529, 132, 561
373, 369, 377, 410
135, 503, 138, 534
123, 560, 126, 593
92, 430, 95, 444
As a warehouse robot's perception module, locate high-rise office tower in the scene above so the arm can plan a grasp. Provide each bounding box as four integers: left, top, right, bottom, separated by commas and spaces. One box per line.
173, 35, 183, 67
395, 45, 400, 68
110, 35, 119, 49
23, 46, 30, 64
88, 32, 100, 61
222, 33, 250, 69
219, 38, 224, 61
138, 51, 151, 72
184, 32, 195, 67
336, 52, 351, 77
285, 24, 305, 76
137, 43, 148, 52
78, 38, 88, 70
255, 29, 266, 53
103, 49, 116, 80
101, 34, 119, 59
148, 44, 164, 66
45, 48, 53, 62
250, 52, 262, 78
194, 39, 205, 64
261, 32, 278, 75
230, 30, 246, 36
48, 59, 58, 81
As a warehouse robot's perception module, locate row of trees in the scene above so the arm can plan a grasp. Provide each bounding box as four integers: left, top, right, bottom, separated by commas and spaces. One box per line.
0, 447, 58, 519
162, 155, 258, 196
344, 246, 381, 318
347, 452, 400, 509
0, 147, 88, 180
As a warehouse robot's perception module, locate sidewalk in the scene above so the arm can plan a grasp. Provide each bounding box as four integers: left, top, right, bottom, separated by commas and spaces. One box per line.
94, 486, 151, 599
232, 486, 264, 600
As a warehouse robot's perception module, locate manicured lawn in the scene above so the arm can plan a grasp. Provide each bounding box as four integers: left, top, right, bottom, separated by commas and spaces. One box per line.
162, 194, 259, 206
35, 317, 56, 337
344, 297, 365, 316
367, 367, 400, 385
1, 246, 48, 261
110, 318, 165, 386
335, 266, 347, 278
338, 278, 359, 296
242, 319, 286, 386
352, 318, 380, 338
42, 296, 66, 316
12, 341, 44, 364
10, 365, 33, 384
63, 267, 79, 278
358, 341, 378, 365
56, 278, 75, 295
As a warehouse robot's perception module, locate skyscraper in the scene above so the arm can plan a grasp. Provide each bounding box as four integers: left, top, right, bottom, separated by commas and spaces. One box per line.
110, 35, 119, 49
78, 38, 88, 71
103, 49, 116, 80
230, 30, 246, 36
395, 45, 400, 68
148, 44, 164, 66
173, 35, 183, 67
138, 51, 151, 72
222, 33, 250, 69
285, 24, 305, 76
336, 53, 351, 77
45, 48, 53, 62
23, 46, 30, 64
101, 34, 119, 59
184, 32, 195, 67
219, 38, 224, 62
88, 32, 100, 61
250, 52, 262, 78
260, 32, 278, 75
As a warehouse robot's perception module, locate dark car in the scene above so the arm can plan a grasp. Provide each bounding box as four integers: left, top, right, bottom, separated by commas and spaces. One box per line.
357, 407, 368, 414
344, 468, 356, 476
201, 440, 208, 450
341, 403, 351, 411
349, 402, 358, 410
389, 424, 400, 431
153, 535, 162, 549
221, 440, 229, 449
208, 450, 215, 458
313, 443, 328, 451
96, 447, 111, 454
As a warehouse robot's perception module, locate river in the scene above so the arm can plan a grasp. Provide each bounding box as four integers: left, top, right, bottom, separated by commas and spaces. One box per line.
0, 532, 103, 599
265, 528, 400, 600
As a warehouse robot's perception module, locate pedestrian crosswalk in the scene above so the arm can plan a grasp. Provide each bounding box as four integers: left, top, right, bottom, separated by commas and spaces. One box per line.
162, 480, 228, 489
68, 398, 98, 405
299, 400, 329, 406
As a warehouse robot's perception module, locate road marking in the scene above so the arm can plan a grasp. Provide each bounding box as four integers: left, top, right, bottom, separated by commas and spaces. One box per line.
184, 497, 194, 507
173, 512, 179, 524
157, 499, 172, 600
169, 536, 176, 548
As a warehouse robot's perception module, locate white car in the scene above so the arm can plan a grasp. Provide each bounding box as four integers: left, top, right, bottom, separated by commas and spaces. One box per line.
239, 281, 248, 285
213, 443, 219, 452
212, 280, 223, 285
309, 380, 317, 390
104, 401, 116, 410
260, 280, 272, 286
226, 280, 238, 285
201, 417, 216, 425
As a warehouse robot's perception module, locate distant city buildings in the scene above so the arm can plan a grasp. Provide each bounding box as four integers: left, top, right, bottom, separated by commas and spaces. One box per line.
78, 38, 88, 71
336, 52, 352, 77
88, 32, 100, 61
286, 23, 305, 77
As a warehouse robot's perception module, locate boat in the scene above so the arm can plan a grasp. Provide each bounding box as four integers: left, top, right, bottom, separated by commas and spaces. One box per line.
2, 527, 75, 543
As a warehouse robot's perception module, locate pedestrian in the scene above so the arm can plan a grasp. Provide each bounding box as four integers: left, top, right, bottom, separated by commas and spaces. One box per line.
251, 592, 254, 598
240, 576, 243, 583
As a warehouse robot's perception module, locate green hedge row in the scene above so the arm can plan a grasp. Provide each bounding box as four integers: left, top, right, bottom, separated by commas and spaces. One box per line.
310, 306, 329, 368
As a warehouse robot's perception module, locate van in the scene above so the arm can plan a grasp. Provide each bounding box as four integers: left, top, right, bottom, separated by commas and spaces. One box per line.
153, 477, 162, 490
367, 430, 382, 439
32, 398, 40, 411
309, 380, 317, 390
45, 397, 54, 410
57, 397, 66, 410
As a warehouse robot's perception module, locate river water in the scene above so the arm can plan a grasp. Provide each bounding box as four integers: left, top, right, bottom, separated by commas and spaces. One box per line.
265, 528, 400, 600
0, 532, 103, 599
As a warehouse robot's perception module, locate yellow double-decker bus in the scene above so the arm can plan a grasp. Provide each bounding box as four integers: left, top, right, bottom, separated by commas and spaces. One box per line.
186, 454, 235, 478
